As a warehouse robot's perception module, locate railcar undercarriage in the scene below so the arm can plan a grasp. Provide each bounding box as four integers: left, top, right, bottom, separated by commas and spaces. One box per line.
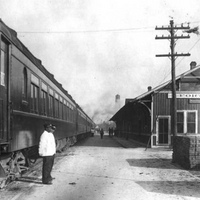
0, 151, 28, 188
0, 135, 78, 189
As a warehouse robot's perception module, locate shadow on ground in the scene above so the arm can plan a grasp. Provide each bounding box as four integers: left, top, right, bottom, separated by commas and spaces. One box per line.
15, 176, 43, 185
126, 158, 176, 169
76, 135, 144, 148
136, 180, 200, 198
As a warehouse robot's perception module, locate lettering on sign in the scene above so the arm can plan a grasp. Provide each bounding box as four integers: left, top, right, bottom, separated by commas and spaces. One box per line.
189, 99, 200, 104
168, 93, 200, 98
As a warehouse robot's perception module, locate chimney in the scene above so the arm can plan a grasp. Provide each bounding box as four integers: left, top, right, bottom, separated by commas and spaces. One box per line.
148, 86, 152, 91
115, 94, 120, 103
190, 61, 197, 70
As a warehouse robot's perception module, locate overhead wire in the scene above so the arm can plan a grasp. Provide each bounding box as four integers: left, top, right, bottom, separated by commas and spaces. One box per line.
157, 36, 200, 85
17, 20, 200, 95
17, 26, 155, 34
16, 20, 200, 34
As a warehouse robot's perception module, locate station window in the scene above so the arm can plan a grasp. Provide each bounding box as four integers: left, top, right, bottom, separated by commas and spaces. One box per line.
177, 110, 197, 134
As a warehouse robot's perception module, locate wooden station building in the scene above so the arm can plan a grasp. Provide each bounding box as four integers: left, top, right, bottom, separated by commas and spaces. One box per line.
110, 62, 200, 148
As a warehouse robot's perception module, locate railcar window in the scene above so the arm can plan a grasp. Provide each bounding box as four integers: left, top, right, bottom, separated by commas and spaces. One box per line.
67, 102, 69, 121
31, 83, 39, 113
0, 51, 5, 86
41, 90, 48, 115
0, 39, 8, 86
41, 83, 48, 115
72, 109, 74, 122
49, 94, 54, 117
72, 107, 75, 122
22, 67, 28, 99
70, 105, 72, 122
63, 100, 67, 120
65, 104, 68, 120
55, 98, 59, 118
59, 97, 63, 119
69, 104, 71, 121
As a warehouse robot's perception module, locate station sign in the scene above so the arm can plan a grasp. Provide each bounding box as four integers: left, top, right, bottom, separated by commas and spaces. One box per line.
168, 92, 200, 99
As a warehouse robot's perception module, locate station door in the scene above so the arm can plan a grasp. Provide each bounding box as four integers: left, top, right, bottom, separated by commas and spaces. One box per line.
157, 116, 170, 145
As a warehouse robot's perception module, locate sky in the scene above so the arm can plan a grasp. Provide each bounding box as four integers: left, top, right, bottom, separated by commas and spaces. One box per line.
1, 0, 200, 124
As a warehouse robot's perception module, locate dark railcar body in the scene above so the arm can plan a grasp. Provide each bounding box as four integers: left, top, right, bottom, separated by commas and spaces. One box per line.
0, 19, 94, 155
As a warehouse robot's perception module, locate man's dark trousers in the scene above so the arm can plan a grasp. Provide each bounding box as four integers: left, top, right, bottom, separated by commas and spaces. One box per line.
42, 155, 55, 184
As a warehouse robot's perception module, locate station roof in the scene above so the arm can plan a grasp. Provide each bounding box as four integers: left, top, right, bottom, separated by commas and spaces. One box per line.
110, 63, 200, 121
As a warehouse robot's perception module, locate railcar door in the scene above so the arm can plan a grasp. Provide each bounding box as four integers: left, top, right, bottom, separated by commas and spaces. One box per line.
0, 37, 9, 143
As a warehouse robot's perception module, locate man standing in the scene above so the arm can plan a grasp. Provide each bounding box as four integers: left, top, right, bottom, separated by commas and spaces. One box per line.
39, 123, 56, 185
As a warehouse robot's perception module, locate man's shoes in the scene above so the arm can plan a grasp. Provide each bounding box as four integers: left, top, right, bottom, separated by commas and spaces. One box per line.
50, 177, 55, 180
43, 181, 52, 185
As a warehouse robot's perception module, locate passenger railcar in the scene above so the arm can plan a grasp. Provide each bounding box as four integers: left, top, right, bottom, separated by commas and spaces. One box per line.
0, 19, 94, 184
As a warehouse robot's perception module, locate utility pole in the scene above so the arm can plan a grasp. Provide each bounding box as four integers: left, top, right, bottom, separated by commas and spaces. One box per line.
155, 20, 190, 138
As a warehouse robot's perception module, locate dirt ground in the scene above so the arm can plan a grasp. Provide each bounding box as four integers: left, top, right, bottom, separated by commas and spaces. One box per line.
1, 133, 200, 200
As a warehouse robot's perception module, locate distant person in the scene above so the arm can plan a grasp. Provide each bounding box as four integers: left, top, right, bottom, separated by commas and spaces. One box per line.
39, 123, 56, 185
100, 128, 104, 139
109, 128, 111, 137
110, 128, 113, 137
113, 128, 116, 136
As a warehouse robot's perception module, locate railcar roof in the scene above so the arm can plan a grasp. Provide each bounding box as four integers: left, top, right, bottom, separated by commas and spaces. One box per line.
0, 19, 93, 121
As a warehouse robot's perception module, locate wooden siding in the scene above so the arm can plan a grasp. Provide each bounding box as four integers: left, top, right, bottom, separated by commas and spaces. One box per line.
153, 93, 171, 115
153, 92, 200, 133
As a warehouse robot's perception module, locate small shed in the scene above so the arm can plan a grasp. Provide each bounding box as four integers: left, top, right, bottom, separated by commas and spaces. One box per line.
110, 62, 200, 148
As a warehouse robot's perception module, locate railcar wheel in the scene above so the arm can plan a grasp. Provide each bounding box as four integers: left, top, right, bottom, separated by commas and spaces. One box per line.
7, 151, 29, 178
22, 146, 39, 167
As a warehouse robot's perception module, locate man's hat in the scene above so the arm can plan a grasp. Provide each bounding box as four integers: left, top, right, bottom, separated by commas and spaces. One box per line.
51, 124, 56, 130
44, 123, 56, 130
44, 123, 51, 129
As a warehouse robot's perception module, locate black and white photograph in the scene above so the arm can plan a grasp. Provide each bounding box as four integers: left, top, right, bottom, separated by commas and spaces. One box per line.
1, 0, 200, 199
